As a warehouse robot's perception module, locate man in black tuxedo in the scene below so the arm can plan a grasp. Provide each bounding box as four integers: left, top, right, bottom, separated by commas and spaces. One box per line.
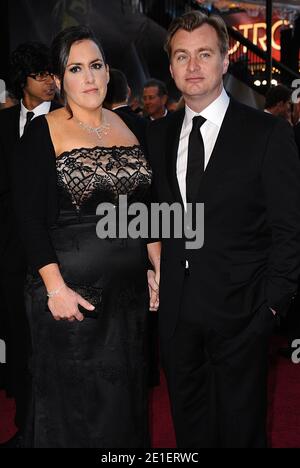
147, 11, 300, 448
0, 41, 59, 445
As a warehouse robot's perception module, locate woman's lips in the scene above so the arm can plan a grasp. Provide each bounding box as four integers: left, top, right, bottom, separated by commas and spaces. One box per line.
83, 88, 98, 94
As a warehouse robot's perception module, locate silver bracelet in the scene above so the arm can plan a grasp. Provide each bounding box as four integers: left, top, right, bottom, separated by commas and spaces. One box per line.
47, 284, 65, 298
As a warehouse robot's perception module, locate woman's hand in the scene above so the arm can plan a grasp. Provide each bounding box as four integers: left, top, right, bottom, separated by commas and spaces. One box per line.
47, 284, 95, 322
147, 242, 161, 312
148, 269, 160, 312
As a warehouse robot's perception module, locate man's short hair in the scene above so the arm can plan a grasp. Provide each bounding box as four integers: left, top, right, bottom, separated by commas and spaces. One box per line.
165, 10, 229, 59
265, 85, 292, 109
10, 41, 51, 99
143, 79, 168, 97
105, 68, 129, 105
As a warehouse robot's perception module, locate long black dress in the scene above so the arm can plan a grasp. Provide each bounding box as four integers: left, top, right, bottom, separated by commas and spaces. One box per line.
13, 116, 152, 448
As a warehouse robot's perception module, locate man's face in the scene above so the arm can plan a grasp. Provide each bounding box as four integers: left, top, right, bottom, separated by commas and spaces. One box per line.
169, 24, 229, 105
143, 86, 167, 117
24, 72, 56, 103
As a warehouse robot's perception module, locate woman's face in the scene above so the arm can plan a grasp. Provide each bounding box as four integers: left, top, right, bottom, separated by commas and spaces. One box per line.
59, 39, 109, 110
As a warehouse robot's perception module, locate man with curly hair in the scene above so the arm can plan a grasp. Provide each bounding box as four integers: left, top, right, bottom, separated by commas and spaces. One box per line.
0, 41, 59, 447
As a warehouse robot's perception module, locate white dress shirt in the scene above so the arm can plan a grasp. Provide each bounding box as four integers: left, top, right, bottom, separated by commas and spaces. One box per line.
177, 88, 230, 210
20, 100, 52, 137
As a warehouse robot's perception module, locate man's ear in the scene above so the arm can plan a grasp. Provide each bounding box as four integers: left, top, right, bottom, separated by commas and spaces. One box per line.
223, 53, 229, 75
54, 76, 61, 91
169, 63, 174, 79
162, 94, 168, 106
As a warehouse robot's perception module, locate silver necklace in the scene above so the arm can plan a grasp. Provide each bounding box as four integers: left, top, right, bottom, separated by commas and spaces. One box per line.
76, 116, 111, 141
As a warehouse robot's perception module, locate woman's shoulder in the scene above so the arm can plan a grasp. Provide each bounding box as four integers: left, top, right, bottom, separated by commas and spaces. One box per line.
46, 107, 68, 125
104, 108, 139, 146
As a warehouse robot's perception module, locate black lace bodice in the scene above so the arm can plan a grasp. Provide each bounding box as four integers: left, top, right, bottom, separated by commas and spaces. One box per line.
56, 145, 152, 214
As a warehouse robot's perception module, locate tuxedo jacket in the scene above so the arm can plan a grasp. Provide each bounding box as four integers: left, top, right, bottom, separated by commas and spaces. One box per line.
147, 99, 300, 339
0, 101, 60, 271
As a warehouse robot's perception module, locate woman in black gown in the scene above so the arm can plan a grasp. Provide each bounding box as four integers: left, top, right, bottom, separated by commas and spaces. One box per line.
13, 26, 160, 448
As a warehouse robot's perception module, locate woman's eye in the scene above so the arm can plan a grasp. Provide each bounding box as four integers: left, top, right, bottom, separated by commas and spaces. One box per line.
70, 66, 81, 73
91, 63, 103, 70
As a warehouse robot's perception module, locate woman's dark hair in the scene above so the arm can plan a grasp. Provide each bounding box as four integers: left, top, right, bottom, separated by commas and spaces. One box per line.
10, 41, 52, 100
51, 25, 106, 113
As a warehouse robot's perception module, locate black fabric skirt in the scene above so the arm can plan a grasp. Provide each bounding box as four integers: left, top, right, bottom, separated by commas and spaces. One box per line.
24, 217, 150, 448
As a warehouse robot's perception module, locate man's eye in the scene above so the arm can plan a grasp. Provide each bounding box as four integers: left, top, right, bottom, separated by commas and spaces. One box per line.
70, 66, 81, 73
177, 55, 187, 62
200, 53, 210, 59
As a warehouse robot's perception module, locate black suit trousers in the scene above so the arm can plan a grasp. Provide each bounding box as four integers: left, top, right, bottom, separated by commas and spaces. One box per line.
160, 274, 275, 448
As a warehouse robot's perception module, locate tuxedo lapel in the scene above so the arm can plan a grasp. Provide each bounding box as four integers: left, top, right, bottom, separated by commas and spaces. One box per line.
166, 109, 185, 205
196, 100, 244, 198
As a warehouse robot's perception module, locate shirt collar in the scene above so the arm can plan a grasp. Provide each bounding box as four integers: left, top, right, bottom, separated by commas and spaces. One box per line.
150, 108, 168, 121
112, 104, 128, 111
21, 100, 52, 119
184, 87, 230, 129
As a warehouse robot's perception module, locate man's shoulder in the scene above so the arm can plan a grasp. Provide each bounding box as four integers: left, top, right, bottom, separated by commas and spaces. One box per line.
148, 108, 184, 133
228, 98, 282, 135
230, 98, 272, 123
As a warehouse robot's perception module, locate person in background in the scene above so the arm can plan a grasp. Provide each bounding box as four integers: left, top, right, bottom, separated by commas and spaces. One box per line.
0, 41, 59, 448
143, 78, 168, 120
264, 84, 292, 123
104, 68, 147, 147
129, 94, 144, 115
166, 96, 181, 113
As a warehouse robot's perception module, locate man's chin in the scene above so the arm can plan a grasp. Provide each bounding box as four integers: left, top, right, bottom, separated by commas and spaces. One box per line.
43, 95, 55, 101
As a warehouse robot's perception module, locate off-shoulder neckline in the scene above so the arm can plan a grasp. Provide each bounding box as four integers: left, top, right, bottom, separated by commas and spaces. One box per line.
40, 114, 141, 161
56, 144, 142, 161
